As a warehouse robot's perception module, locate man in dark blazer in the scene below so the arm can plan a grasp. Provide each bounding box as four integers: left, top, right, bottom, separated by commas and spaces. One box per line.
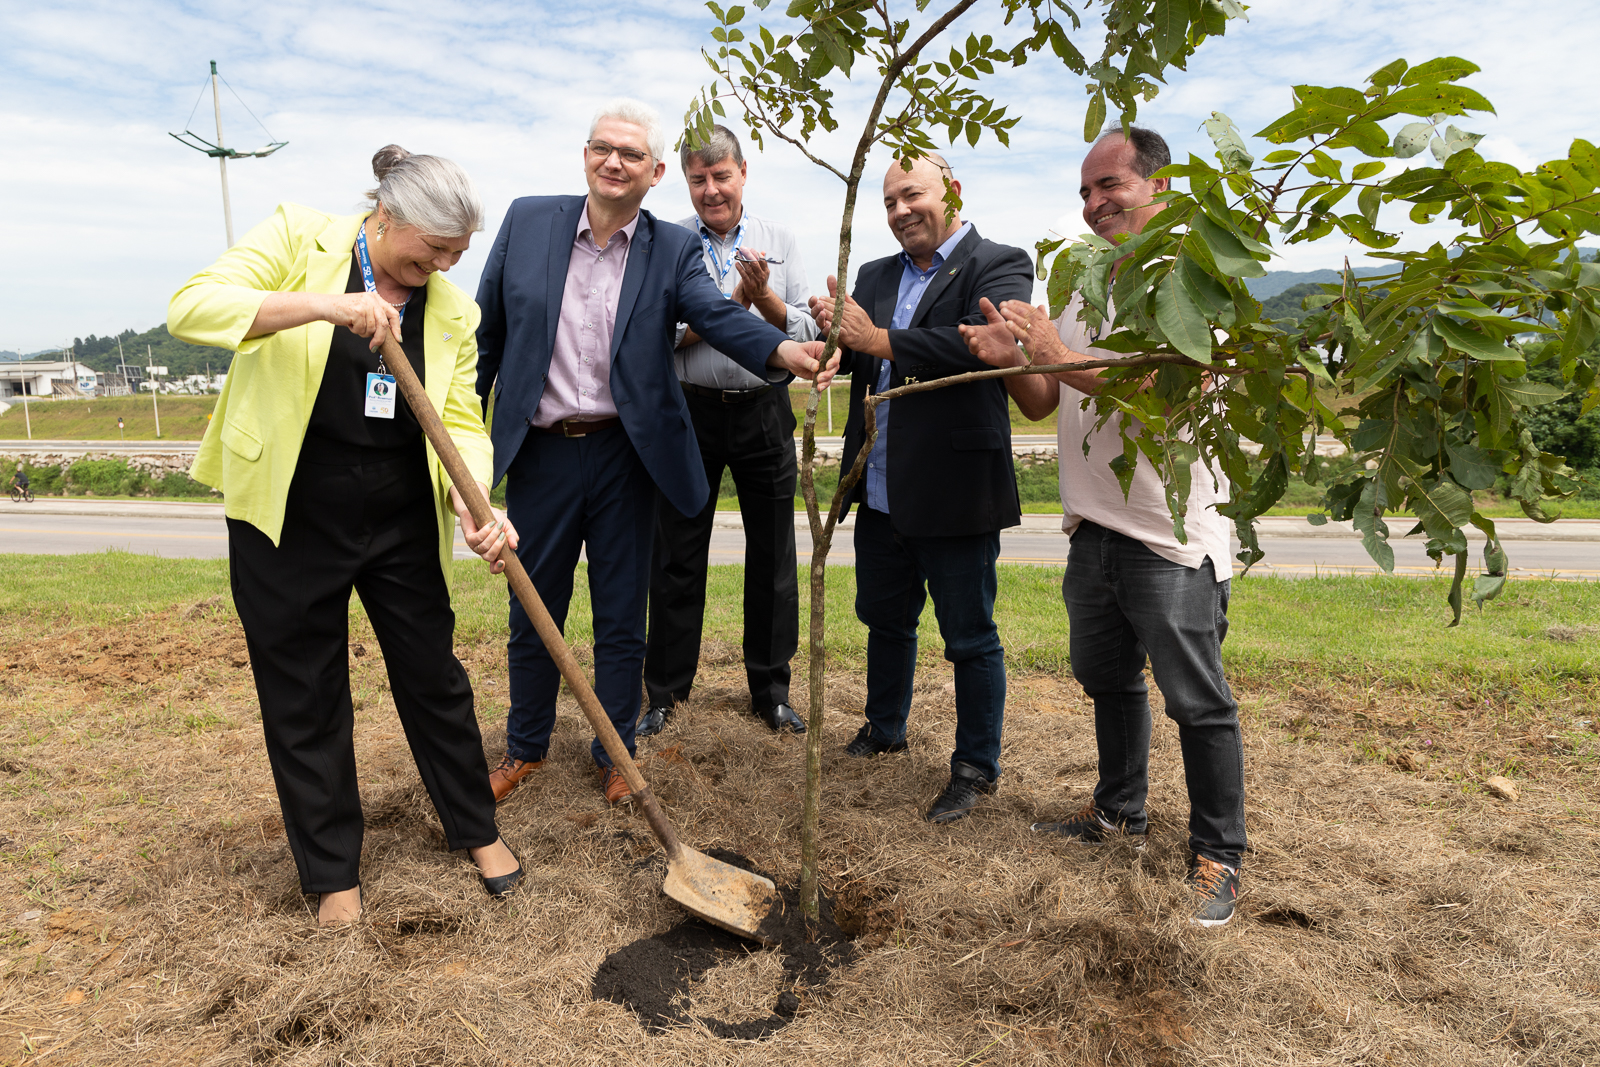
811, 153, 1032, 824
475, 99, 833, 806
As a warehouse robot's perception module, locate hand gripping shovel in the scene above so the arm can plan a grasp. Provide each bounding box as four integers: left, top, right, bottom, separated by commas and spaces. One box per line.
378, 335, 779, 944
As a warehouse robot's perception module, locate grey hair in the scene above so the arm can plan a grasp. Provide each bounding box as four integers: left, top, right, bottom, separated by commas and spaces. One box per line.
1096, 126, 1171, 180
589, 98, 667, 162
680, 123, 744, 172
365, 145, 484, 237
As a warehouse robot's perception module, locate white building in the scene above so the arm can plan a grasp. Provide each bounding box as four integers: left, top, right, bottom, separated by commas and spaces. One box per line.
0, 360, 100, 399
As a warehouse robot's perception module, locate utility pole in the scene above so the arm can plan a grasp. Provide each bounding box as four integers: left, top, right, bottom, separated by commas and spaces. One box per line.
210, 61, 234, 247
148, 345, 161, 439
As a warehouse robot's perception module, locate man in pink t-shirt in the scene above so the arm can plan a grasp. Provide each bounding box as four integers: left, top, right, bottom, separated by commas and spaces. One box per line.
961, 127, 1245, 928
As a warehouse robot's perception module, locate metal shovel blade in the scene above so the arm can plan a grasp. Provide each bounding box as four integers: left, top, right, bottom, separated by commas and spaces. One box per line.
664, 846, 781, 945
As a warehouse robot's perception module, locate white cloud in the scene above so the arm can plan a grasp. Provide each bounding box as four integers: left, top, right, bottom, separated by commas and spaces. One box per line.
2, 0, 1597, 350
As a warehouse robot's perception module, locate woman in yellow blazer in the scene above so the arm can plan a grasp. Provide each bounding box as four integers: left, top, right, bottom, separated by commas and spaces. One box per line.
170, 146, 521, 925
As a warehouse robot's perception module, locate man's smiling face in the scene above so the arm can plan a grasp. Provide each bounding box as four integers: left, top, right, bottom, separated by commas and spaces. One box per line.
1080, 136, 1169, 241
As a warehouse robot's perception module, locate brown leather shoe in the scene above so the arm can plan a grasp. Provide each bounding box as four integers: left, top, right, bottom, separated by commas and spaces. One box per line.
599, 765, 633, 807
489, 755, 544, 803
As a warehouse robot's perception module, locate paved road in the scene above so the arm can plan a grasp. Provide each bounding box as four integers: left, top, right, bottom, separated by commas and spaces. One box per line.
2, 499, 1596, 578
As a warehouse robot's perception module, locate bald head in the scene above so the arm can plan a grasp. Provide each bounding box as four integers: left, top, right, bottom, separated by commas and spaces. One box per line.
883, 154, 963, 269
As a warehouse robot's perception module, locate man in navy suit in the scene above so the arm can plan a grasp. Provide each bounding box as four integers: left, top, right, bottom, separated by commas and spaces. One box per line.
474, 99, 835, 806
813, 154, 1033, 825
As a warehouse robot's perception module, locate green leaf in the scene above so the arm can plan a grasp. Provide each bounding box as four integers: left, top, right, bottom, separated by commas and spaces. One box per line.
1368, 58, 1409, 88
1153, 270, 1213, 362
1084, 90, 1106, 142
1447, 548, 1467, 627
1496, 379, 1565, 406
1352, 161, 1386, 180
1400, 56, 1481, 86
1190, 213, 1266, 278
1433, 316, 1520, 361
1413, 475, 1475, 530
1150, 0, 1186, 63
1444, 440, 1501, 489
1357, 183, 1382, 225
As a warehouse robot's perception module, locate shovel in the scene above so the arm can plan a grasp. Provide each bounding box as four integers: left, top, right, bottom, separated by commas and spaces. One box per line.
377, 334, 780, 945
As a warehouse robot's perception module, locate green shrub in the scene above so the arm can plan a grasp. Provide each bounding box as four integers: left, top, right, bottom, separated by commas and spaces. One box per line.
66, 458, 151, 497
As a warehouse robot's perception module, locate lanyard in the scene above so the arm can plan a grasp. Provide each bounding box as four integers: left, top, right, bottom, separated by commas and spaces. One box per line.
698, 219, 745, 291
355, 222, 407, 373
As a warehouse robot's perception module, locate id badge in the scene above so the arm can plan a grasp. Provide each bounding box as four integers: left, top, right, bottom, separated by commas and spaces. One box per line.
365, 373, 397, 419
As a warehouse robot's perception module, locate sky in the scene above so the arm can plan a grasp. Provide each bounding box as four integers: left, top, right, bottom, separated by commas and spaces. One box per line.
2, 0, 1597, 354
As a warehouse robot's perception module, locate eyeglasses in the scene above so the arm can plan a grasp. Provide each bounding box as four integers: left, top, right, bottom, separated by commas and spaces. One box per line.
586, 140, 653, 167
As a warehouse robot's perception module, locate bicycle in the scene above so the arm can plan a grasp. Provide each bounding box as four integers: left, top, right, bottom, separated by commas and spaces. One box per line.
9, 485, 32, 503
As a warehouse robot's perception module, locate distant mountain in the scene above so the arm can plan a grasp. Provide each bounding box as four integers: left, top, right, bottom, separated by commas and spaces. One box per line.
1244, 268, 1389, 299
1246, 247, 1597, 300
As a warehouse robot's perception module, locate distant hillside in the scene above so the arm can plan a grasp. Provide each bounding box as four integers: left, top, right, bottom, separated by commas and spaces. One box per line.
69, 326, 231, 380
1246, 247, 1596, 299
1245, 268, 1389, 299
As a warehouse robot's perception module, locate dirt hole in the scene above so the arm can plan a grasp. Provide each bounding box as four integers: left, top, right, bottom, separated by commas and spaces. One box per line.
591, 850, 858, 1039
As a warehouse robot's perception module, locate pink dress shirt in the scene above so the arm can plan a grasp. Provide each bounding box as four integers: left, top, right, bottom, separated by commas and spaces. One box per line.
531, 200, 638, 427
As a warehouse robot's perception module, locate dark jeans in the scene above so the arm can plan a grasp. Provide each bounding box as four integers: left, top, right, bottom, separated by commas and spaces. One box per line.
853, 506, 1006, 781
1064, 520, 1246, 868
228, 440, 499, 894
646, 385, 798, 711
503, 425, 655, 769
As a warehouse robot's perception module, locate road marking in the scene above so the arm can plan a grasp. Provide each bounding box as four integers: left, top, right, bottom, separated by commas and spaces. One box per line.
0, 526, 228, 540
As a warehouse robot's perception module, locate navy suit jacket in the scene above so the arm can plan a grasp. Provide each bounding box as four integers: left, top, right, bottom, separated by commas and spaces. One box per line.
474, 195, 792, 516
837, 227, 1034, 536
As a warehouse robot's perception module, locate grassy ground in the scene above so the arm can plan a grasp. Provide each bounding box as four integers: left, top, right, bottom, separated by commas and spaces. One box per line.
2, 554, 1598, 1064
0, 397, 217, 441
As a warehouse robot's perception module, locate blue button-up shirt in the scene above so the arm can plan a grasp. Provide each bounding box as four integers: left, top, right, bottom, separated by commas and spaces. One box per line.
864, 221, 972, 514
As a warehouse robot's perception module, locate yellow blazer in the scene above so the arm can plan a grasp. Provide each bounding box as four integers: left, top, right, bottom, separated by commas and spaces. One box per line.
169, 204, 494, 576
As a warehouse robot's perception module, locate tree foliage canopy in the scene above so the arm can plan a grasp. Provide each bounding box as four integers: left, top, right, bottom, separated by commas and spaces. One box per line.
1033, 57, 1600, 621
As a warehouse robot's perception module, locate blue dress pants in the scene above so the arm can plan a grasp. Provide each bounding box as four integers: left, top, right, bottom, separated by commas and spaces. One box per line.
853, 506, 1007, 782
502, 426, 656, 768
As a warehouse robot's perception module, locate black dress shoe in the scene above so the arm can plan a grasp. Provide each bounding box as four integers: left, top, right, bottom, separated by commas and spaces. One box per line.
637, 704, 673, 738
480, 852, 523, 899
926, 761, 997, 824
844, 721, 908, 757
756, 703, 806, 734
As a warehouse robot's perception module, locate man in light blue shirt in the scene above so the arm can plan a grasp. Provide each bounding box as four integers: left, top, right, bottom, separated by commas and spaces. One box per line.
814, 154, 1033, 825
641, 124, 819, 740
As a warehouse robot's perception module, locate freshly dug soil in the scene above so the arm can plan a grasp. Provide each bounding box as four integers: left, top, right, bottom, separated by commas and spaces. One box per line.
592, 850, 857, 1038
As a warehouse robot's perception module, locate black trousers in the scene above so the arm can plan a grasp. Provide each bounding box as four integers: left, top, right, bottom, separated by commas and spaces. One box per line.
645, 384, 798, 711
227, 440, 499, 894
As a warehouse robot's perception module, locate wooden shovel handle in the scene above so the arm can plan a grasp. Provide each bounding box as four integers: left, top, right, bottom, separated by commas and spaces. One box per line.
378, 335, 683, 863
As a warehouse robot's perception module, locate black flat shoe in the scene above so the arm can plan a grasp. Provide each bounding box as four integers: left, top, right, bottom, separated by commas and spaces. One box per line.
637, 704, 673, 738
479, 852, 523, 898
756, 703, 806, 734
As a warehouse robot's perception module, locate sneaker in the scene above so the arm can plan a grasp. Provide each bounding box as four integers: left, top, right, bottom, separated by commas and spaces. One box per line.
1187, 855, 1239, 927
925, 762, 996, 824
1030, 802, 1147, 849
844, 722, 908, 758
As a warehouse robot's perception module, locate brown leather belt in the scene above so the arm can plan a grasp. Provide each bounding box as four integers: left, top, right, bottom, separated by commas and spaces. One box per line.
536, 417, 621, 437
681, 381, 773, 404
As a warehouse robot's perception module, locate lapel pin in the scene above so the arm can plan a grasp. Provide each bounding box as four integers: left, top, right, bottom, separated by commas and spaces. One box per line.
443, 332, 453, 341
948, 266, 960, 277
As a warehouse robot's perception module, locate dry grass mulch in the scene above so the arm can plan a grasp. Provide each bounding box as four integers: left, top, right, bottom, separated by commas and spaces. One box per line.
2, 601, 1598, 1065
